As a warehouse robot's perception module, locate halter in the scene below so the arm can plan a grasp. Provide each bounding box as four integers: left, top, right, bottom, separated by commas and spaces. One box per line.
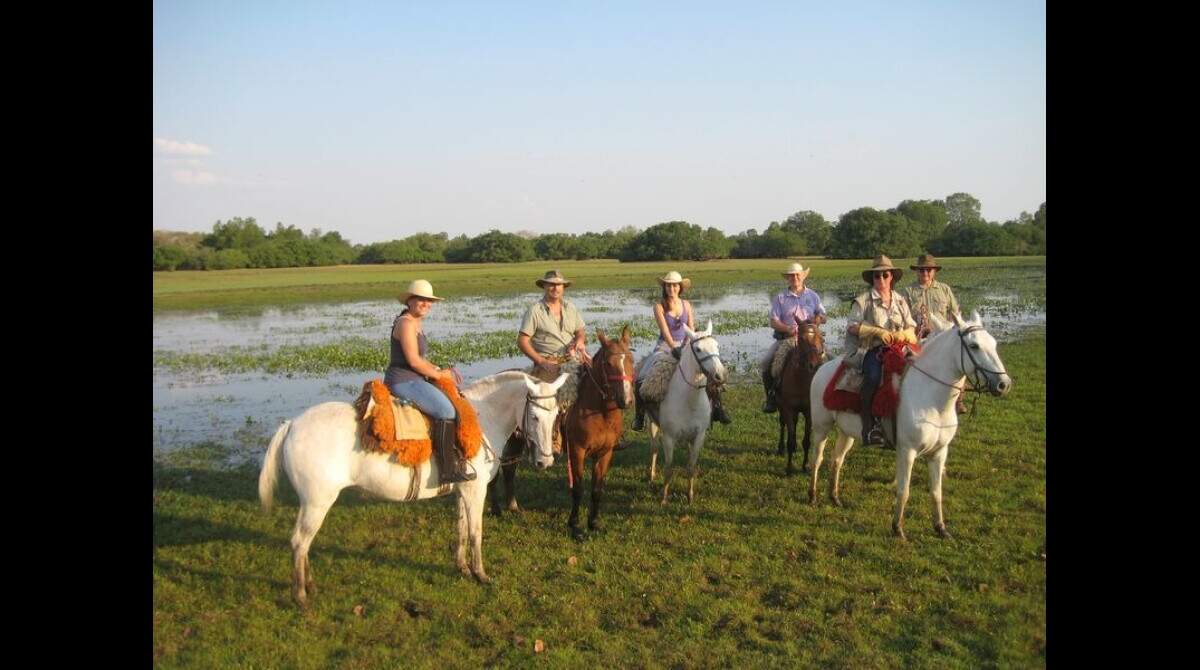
519, 391, 559, 465
583, 349, 633, 402
677, 334, 720, 388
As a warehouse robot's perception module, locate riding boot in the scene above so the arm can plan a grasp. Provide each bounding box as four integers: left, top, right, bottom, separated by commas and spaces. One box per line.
708, 385, 732, 425
433, 419, 476, 484
860, 387, 883, 446
761, 368, 778, 413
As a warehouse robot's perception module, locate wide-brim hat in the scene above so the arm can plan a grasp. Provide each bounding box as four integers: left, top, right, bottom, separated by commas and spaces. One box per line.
397, 279, 443, 303
657, 270, 692, 290
910, 253, 942, 271
782, 262, 810, 279
861, 255, 903, 284
535, 269, 573, 288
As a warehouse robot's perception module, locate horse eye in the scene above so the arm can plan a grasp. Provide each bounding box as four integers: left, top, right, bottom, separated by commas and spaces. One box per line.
969, 343, 980, 349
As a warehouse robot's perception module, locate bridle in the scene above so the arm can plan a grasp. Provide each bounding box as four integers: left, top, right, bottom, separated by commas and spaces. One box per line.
583, 348, 634, 402
796, 323, 826, 371
519, 390, 559, 465
906, 324, 1012, 396
677, 334, 720, 388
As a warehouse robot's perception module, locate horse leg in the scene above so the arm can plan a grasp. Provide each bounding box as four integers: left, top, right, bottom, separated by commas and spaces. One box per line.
660, 434, 677, 505
289, 498, 334, 609
648, 422, 659, 482
784, 409, 799, 476
828, 432, 854, 507
929, 449, 951, 539
454, 493, 471, 576
503, 461, 520, 513
800, 407, 812, 474
776, 414, 786, 456
464, 482, 492, 583
808, 429, 829, 506
686, 432, 707, 505
568, 447, 587, 541
588, 449, 614, 532
893, 447, 918, 541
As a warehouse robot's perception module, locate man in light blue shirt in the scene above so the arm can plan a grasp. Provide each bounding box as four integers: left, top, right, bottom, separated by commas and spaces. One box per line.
762, 262, 826, 413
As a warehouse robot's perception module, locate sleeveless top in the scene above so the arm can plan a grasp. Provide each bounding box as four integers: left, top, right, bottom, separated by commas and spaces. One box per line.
385, 312, 428, 386
658, 301, 691, 345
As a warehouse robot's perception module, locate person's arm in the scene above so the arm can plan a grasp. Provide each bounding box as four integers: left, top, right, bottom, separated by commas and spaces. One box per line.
571, 327, 591, 364
399, 318, 451, 381
947, 286, 961, 317
768, 297, 796, 335
653, 303, 676, 347
684, 300, 695, 330
517, 333, 555, 367
811, 293, 827, 324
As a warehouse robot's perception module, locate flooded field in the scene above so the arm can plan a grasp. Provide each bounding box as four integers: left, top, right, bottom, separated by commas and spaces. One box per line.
154, 278, 1044, 466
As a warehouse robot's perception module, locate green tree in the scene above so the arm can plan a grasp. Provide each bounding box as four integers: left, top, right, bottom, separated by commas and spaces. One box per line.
944, 192, 984, 227
153, 244, 189, 271
456, 230, 536, 263
932, 221, 1021, 256
202, 217, 267, 250
618, 221, 728, 262
829, 208, 923, 259
780, 210, 833, 256
891, 199, 948, 245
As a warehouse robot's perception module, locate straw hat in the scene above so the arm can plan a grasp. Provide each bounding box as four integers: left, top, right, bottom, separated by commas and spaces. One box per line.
782, 262, 810, 279
860, 255, 903, 285
397, 279, 443, 303
657, 270, 692, 290
535, 269, 573, 288
909, 253, 943, 271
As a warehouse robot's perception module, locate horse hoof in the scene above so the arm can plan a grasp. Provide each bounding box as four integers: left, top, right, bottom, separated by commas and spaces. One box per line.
570, 527, 586, 542
892, 526, 907, 542
293, 592, 309, 610
831, 498, 843, 508
474, 570, 492, 584
508, 502, 521, 513
785, 466, 795, 477
935, 526, 952, 540
588, 522, 604, 533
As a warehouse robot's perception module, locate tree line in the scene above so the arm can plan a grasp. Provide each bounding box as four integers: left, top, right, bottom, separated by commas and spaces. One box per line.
152, 193, 1045, 271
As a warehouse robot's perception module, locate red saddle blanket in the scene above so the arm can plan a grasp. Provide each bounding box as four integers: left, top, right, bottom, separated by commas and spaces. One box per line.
822, 343, 920, 417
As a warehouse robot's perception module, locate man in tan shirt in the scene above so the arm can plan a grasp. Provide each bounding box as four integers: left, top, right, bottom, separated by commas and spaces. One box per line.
518, 269, 591, 369
901, 253, 966, 413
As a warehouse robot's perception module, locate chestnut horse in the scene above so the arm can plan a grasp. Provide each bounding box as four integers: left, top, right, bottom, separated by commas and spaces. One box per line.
563, 327, 634, 540
775, 318, 826, 476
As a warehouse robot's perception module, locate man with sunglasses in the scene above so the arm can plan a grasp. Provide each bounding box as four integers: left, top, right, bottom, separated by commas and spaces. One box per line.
844, 255, 917, 446
902, 253, 965, 413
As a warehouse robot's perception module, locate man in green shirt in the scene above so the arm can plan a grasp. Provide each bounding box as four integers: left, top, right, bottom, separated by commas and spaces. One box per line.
901, 253, 965, 413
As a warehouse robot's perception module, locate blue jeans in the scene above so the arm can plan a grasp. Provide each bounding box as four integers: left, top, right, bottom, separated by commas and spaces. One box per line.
388, 379, 456, 420
861, 345, 885, 393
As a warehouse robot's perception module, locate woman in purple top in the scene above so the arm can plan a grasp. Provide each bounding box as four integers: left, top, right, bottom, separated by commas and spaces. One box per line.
761, 262, 826, 413
633, 271, 732, 430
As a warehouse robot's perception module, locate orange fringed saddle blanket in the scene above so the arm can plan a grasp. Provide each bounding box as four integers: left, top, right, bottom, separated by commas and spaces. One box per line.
822, 343, 920, 417
353, 377, 483, 466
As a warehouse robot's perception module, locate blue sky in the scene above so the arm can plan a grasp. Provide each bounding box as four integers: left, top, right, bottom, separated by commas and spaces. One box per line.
153, 0, 1045, 244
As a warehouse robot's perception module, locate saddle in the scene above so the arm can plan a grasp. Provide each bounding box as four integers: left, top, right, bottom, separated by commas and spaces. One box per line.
635, 351, 677, 403
353, 378, 483, 465
822, 343, 920, 417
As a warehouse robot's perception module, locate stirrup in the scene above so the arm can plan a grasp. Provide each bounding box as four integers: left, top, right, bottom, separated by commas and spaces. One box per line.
864, 425, 885, 446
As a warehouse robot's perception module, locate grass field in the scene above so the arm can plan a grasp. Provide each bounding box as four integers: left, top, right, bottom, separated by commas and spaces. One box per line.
153, 256, 1047, 313
152, 333, 1045, 668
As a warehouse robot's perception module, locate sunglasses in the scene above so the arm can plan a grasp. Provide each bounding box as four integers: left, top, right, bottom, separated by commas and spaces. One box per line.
917, 268, 934, 273
872, 272, 891, 280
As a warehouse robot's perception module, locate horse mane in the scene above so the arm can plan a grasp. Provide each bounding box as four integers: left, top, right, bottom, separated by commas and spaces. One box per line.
463, 370, 529, 399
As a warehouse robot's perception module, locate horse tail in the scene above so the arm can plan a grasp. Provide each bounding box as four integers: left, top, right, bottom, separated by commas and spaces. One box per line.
259, 420, 291, 514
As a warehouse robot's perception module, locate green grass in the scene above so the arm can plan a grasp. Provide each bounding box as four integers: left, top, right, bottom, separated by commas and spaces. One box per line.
153, 336, 1045, 668
153, 256, 1047, 313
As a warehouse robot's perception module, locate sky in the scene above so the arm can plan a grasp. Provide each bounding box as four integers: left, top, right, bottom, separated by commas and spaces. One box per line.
153, 0, 1045, 244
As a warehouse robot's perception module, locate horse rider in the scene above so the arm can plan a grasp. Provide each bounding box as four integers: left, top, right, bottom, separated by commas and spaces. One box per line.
844, 255, 918, 446
517, 269, 628, 451
901, 253, 966, 414
633, 271, 732, 431
761, 262, 826, 413
385, 279, 475, 483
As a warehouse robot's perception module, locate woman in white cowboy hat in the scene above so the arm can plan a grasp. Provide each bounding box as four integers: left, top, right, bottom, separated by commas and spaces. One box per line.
844, 255, 918, 446
385, 279, 474, 483
633, 271, 732, 430
760, 262, 827, 413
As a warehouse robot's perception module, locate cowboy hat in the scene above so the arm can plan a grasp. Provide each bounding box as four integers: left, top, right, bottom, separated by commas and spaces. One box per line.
657, 270, 692, 290
397, 279, 443, 303
909, 253, 943, 271
535, 269, 573, 288
861, 255, 903, 284
782, 262, 810, 278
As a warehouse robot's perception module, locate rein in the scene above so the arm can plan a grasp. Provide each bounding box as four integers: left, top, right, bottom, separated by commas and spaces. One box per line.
905, 325, 1012, 399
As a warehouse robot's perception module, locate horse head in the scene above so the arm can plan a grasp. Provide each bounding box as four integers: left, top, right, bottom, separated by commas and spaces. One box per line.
594, 326, 635, 409
522, 373, 569, 469
682, 320, 726, 385
794, 315, 826, 370
951, 311, 1013, 397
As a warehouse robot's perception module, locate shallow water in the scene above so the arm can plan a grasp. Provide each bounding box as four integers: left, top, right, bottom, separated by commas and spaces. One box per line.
153, 285, 1043, 465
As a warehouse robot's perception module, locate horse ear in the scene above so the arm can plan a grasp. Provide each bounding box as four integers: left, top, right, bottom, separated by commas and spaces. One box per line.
524, 375, 540, 395
550, 373, 570, 392
621, 324, 631, 345
702, 320, 713, 337
682, 324, 697, 341
951, 311, 965, 329
596, 329, 608, 346
970, 310, 982, 326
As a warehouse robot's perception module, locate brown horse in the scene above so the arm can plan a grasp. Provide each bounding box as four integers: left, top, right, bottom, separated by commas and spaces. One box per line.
563, 327, 634, 540
776, 317, 826, 476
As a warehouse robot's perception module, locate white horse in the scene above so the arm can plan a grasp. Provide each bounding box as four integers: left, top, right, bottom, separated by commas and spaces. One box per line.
258, 371, 568, 607
806, 312, 1012, 539
646, 321, 728, 504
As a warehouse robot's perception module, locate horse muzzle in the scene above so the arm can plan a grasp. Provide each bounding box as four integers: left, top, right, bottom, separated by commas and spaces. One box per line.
990, 375, 1013, 397
534, 457, 553, 470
